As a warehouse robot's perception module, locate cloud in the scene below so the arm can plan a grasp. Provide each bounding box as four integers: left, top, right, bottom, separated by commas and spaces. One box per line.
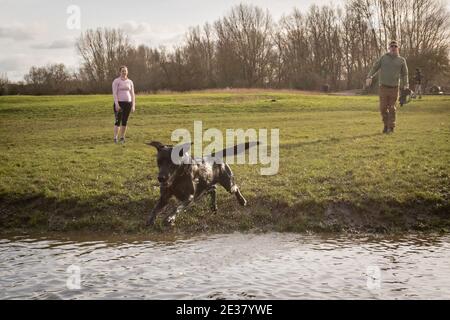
0, 23, 42, 41
0, 51, 78, 82
120, 21, 152, 35
31, 38, 74, 50
0, 54, 33, 81
144, 33, 186, 48
0, 56, 22, 71
119, 20, 187, 48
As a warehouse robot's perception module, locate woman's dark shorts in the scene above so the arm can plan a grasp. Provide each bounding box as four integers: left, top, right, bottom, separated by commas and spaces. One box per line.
114, 101, 132, 126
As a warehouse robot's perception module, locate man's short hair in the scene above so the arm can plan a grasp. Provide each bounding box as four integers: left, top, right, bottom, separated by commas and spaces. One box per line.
389, 40, 399, 47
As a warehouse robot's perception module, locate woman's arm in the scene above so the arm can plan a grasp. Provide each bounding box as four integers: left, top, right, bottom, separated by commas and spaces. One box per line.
131, 80, 136, 112
112, 79, 120, 111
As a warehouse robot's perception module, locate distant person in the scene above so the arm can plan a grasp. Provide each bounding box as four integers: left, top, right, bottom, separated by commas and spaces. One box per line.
366, 40, 409, 134
414, 68, 423, 99
112, 66, 136, 143
321, 84, 330, 93
430, 85, 443, 95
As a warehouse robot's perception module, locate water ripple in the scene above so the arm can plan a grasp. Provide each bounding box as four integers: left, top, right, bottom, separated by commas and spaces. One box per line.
0, 232, 449, 299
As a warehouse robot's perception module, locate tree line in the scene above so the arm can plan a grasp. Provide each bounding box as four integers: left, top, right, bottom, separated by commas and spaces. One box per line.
2, 0, 449, 95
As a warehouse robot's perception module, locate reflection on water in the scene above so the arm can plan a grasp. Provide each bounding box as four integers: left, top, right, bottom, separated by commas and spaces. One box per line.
0, 232, 449, 299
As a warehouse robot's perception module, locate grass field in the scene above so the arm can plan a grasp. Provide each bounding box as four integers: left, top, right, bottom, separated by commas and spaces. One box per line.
0, 91, 449, 234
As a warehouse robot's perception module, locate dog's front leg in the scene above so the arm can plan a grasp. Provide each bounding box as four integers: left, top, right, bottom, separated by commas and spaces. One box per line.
146, 197, 169, 226
232, 186, 248, 207
218, 164, 248, 207
209, 185, 218, 213
163, 195, 194, 226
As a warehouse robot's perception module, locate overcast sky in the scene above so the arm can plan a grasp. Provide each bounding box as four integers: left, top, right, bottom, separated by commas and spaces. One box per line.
0, 0, 340, 81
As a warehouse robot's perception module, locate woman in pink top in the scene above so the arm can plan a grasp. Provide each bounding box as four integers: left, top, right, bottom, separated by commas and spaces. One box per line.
112, 66, 136, 143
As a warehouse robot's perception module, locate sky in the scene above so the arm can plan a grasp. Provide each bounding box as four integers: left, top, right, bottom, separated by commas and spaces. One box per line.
0, 0, 340, 82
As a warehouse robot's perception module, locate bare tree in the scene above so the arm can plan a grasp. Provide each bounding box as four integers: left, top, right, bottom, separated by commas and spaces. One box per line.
183, 24, 217, 88
24, 64, 73, 94
215, 4, 275, 87
347, 0, 450, 85
76, 28, 131, 91
0, 73, 8, 95
5, 1, 449, 94
275, 9, 314, 88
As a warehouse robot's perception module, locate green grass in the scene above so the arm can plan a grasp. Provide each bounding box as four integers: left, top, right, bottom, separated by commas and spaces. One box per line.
0, 91, 449, 234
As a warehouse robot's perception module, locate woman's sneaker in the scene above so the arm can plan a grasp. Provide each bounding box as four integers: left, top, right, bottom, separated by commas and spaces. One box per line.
114, 137, 118, 143
120, 137, 125, 144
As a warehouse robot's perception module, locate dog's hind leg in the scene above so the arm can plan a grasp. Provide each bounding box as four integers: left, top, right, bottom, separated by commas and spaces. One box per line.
218, 164, 247, 207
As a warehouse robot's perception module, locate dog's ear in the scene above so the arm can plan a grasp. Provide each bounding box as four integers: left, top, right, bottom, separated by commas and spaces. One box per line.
146, 141, 165, 150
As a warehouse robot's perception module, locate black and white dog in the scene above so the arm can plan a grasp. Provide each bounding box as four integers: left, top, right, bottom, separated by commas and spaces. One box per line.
146, 141, 258, 226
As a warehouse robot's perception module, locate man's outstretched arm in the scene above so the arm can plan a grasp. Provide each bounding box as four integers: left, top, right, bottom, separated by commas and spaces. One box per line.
366, 57, 382, 87
401, 59, 409, 89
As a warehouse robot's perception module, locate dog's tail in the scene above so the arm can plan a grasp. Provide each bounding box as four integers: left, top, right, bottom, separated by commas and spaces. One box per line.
207, 141, 259, 159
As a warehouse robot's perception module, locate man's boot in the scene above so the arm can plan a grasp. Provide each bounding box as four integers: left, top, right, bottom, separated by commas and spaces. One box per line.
383, 125, 388, 134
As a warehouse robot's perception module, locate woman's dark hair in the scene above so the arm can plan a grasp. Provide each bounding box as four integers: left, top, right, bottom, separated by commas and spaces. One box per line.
119, 65, 128, 72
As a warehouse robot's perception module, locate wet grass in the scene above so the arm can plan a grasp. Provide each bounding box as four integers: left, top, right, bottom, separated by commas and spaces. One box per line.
0, 91, 449, 235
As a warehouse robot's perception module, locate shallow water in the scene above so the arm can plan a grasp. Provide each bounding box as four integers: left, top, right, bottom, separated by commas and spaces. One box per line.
0, 232, 449, 299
